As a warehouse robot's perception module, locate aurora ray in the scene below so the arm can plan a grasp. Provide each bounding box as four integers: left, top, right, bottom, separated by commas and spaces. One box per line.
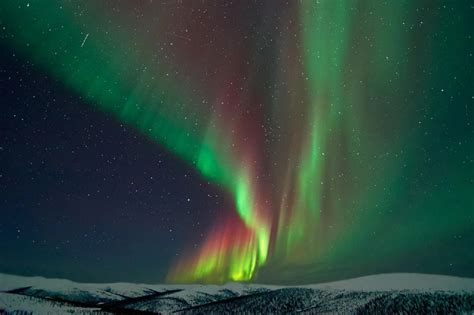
1, 0, 472, 284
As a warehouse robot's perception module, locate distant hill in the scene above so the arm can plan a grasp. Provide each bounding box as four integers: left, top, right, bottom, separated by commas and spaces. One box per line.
1, 273, 473, 314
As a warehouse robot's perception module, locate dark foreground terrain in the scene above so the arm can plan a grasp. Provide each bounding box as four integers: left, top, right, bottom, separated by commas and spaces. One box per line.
1, 273, 473, 314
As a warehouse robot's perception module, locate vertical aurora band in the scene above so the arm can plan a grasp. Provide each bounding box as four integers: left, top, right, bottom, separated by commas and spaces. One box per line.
1, 0, 270, 282
1, 0, 472, 283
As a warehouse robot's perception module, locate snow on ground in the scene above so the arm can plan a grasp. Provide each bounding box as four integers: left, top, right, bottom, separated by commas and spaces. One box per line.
0, 292, 102, 314
2, 272, 473, 296
1, 273, 473, 314
305, 273, 474, 292
0, 273, 163, 303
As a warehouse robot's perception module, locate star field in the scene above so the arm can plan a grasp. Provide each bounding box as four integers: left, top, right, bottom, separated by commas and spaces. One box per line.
0, 0, 473, 284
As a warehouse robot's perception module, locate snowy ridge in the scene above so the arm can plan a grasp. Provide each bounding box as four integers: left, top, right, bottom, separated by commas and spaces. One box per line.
305, 273, 474, 292
1, 273, 473, 314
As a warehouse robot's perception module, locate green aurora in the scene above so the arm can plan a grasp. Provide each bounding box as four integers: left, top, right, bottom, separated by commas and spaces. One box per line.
1, 0, 472, 283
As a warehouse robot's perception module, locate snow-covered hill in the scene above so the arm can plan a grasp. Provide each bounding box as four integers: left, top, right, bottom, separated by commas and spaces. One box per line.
1, 273, 473, 314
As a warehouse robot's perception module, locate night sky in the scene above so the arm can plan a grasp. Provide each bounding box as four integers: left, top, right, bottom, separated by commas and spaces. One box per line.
0, 0, 473, 284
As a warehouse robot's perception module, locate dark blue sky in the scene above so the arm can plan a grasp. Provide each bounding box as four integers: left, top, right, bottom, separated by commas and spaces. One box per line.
0, 0, 472, 285
0, 49, 226, 283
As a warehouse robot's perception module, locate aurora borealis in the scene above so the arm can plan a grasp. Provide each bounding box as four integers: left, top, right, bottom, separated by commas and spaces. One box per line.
0, 0, 472, 284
